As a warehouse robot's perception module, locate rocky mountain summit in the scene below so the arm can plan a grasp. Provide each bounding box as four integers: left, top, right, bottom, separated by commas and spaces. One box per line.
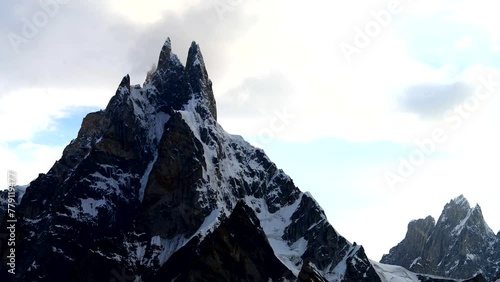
0, 38, 493, 282
381, 195, 500, 281
0, 37, 381, 282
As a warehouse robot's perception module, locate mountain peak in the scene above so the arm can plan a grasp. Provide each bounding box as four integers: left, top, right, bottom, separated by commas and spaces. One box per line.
451, 194, 470, 208
185, 40, 217, 120
438, 195, 494, 238
434, 195, 472, 225
157, 37, 176, 70
163, 37, 172, 50
117, 74, 131, 95
188, 41, 201, 62
145, 37, 217, 121
382, 195, 499, 280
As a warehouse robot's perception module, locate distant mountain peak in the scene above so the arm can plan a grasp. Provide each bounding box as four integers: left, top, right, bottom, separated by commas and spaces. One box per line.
451, 194, 470, 208
381, 195, 500, 281
438, 195, 494, 238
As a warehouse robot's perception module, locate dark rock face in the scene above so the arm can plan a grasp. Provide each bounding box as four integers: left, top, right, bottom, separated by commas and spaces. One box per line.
382, 216, 436, 274
462, 273, 487, 282
147, 201, 293, 281
185, 41, 217, 120
381, 195, 500, 281
138, 110, 208, 238
0, 38, 381, 281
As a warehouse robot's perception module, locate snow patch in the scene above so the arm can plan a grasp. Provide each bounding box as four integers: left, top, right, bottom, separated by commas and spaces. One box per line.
65, 198, 107, 220
193, 57, 201, 66
466, 253, 477, 261
178, 107, 202, 141
409, 257, 421, 268
80, 198, 106, 217
139, 155, 157, 202
452, 195, 469, 207
86, 168, 136, 201
150, 235, 161, 246
195, 208, 221, 239
244, 194, 307, 276
372, 261, 421, 282
153, 235, 188, 267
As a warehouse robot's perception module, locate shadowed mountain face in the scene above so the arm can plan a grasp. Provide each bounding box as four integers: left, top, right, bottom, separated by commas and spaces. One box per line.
381, 195, 500, 281
0, 38, 382, 282
146, 201, 294, 281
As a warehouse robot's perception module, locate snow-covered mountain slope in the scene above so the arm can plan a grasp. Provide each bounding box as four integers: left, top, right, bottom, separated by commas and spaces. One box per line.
0, 38, 382, 282
381, 195, 500, 281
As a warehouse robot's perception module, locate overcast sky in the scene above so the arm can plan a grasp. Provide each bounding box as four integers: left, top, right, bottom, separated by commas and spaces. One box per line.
2, 0, 500, 260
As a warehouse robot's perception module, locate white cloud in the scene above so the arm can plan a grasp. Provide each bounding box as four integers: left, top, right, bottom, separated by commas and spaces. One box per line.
106, 0, 202, 24
218, 23, 464, 144
0, 88, 110, 143
446, 0, 500, 32
455, 36, 473, 49
0, 87, 111, 186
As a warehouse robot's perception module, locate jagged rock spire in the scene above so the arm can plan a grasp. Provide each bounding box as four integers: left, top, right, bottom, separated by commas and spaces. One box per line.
148, 38, 217, 120
119, 74, 130, 88
157, 37, 172, 70
186, 41, 217, 120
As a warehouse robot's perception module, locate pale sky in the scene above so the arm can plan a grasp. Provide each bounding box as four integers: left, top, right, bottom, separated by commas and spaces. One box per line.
1, 0, 500, 260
